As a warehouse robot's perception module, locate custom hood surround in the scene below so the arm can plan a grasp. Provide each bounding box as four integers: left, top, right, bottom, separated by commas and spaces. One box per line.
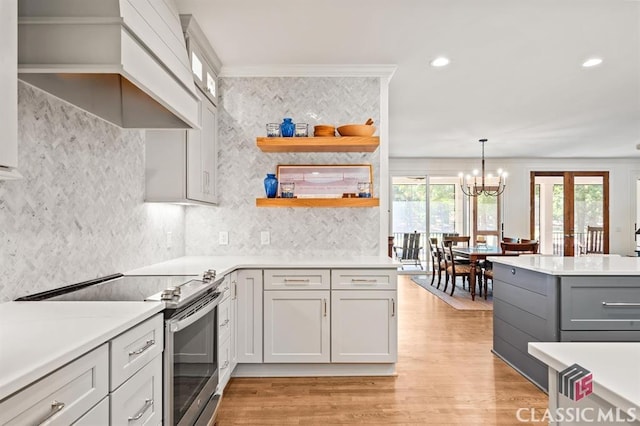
17, 0, 199, 129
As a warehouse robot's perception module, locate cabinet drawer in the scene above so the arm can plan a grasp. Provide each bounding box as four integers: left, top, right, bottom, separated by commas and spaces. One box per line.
561, 277, 640, 331
264, 269, 329, 290
111, 314, 164, 390
73, 397, 108, 426
218, 297, 231, 344
331, 269, 397, 290
0, 344, 108, 426
111, 354, 162, 425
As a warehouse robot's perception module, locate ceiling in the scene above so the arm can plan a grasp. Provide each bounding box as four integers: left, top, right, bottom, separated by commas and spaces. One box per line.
176, 0, 640, 158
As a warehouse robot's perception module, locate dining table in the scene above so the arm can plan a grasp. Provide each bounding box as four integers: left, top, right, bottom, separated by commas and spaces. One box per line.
451, 245, 515, 301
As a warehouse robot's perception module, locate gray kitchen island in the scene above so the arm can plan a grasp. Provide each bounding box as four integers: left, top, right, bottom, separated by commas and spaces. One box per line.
489, 255, 640, 391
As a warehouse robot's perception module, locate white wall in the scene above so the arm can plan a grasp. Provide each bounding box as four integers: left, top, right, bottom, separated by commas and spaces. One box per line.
391, 157, 640, 255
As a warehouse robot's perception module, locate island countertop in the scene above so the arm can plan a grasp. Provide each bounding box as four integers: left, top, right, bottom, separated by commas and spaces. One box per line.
529, 342, 640, 418
487, 255, 640, 276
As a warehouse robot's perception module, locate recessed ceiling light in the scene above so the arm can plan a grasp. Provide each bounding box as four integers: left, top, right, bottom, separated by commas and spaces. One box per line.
430, 57, 450, 67
582, 58, 603, 68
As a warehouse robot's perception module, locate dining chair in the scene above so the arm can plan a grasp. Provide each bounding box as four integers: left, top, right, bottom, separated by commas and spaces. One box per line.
583, 226, 604, 254
500, 241, 539, 254
427, 237, 441, 286
442, 241, 479, 296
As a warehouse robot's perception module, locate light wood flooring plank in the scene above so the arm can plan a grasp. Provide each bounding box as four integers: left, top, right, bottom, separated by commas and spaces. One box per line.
214, 275, 547, 425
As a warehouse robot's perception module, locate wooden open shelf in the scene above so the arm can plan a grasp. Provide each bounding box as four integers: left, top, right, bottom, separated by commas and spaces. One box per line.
256, 197, 380, 208
256, 136, 379, 153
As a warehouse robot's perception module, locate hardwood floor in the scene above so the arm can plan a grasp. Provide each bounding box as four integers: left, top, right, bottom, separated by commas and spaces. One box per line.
214, 275, 547, 425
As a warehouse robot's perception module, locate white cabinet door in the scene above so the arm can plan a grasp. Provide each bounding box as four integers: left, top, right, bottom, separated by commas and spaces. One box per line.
187, 90, 217, 204
331, 290, 398, 363
0, 0, 18, 176
230, 271, 238, 371
236, 269, 263, 363
264, 290, 330, 363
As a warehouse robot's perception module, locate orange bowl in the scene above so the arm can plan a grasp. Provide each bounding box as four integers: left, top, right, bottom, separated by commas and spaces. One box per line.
337, 124, 376, 137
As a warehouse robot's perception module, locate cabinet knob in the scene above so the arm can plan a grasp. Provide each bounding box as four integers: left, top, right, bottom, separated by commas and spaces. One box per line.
511, 268, 516, 275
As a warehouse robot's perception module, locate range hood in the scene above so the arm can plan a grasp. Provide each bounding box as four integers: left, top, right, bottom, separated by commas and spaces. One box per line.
17, 0, 200, 129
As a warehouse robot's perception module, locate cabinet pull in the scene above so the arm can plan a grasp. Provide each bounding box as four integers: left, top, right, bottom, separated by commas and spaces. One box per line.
602, 302, 640, 307
351, 278, 377, 283
233, 280, 237, 299
284, 278, 310, 284
128, 339, 155, 356
221, 360, 230, 369
128, 399, 153, 422
323, 299, 327, 317
392, 298, 396, 317
220, 319, 230, 327
37, 400, 65, 425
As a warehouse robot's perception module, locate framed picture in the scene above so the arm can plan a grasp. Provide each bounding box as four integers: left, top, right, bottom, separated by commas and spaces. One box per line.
276, 164, 373, 198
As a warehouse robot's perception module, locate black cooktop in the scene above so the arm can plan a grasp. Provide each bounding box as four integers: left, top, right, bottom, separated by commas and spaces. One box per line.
16, 274, 199, 302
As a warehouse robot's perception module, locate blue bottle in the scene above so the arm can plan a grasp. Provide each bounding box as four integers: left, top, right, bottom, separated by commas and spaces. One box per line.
264, 173, 278, 198
280, 118, 295, 137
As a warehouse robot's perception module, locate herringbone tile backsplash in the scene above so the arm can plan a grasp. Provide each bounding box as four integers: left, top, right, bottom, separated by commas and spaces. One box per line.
185, 77, 381, 257
0, 83, 186, 302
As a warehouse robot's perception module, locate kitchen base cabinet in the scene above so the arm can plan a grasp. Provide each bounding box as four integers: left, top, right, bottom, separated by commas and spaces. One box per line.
110, 354, 162, 425
74, 397, 109, 426
0, 344, 109, 426
236, 269, 263, 363
331, 290, 398, 363
264, 290, 330, 363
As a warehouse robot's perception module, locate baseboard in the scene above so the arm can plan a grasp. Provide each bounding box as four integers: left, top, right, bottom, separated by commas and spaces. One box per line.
232, 363, 397, 378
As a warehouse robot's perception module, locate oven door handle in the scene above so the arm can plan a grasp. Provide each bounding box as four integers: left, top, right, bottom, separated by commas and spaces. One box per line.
168, 297, 218, 333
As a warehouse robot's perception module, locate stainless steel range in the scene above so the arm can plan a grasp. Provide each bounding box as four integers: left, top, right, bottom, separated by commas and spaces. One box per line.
17, 270, 223, 426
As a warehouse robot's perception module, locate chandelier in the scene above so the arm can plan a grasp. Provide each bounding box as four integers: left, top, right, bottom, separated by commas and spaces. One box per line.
458, 139, 507, 197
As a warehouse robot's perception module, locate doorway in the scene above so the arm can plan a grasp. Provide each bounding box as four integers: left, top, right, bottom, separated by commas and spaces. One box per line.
530, 172, 609, 256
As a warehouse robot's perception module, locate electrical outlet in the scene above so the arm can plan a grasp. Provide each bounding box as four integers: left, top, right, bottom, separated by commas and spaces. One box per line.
166, 231, 172, 249
261, 231, 270, 245
219, 231, 229, 245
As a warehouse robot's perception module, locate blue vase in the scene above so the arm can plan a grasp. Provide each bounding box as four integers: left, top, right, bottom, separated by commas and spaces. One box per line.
264, 173, 278, 198
280, 118, 295, 137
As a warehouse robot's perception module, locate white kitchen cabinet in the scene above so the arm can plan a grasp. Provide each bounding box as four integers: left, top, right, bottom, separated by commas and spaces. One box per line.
145, 88, 218, 205
331, 290, 398, 363
264, 290, 330, 363
0, 344, 109, 425
230, 271, 238, 371
180, 15, 221, 108
236, 269, 263, 363
73, 397, 109, 426
0, 0, 19, 180
110, 354, 162, 425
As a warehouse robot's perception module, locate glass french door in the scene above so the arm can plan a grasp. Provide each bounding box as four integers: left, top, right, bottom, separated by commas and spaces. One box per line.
472, 191, 501, 247
530, 172, 609, 256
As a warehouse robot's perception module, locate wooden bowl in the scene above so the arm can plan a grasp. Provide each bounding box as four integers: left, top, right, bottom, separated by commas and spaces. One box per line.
337, 124, 376, 137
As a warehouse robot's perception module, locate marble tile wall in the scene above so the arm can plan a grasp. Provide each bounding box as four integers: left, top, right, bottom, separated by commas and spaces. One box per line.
0, 83, 186, 302
185, 77, 381, 256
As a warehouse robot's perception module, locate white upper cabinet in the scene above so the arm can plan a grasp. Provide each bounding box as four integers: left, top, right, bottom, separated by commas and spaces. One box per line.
0, 0, 20, 180
180, 15, 221, 107
145, 15, 220, 205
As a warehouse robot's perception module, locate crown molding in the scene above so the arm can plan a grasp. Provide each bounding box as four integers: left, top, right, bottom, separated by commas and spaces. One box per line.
219, 64, 397, 81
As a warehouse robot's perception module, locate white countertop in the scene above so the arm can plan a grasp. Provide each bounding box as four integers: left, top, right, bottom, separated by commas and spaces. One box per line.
125, 255, 400, 277
529, 342, 640, 415
487, 255, 640, 275
0, 301, 163, 401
